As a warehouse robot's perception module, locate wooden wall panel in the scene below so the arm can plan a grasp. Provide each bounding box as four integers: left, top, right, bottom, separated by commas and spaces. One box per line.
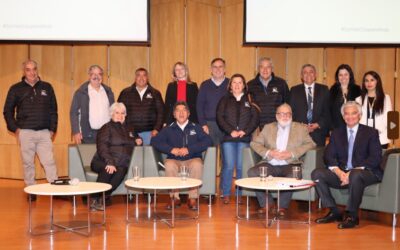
109, 46, 149, 99
257, 47, 287, 80
150, 0, 185, 99
187, 0, 220, 84
325, 48, 355, 87
0, 45, 29, 144
286, 48, 324, 88
221, 0, 255, 81
72, 45, 108, 91
354, 48, 396, 98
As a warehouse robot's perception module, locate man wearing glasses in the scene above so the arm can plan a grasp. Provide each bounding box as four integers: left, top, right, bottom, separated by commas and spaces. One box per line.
247, 103, 316, 216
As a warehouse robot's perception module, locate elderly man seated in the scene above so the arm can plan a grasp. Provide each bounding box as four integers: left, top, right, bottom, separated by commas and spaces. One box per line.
247, 103, 316, 217
151, 101, 213, 210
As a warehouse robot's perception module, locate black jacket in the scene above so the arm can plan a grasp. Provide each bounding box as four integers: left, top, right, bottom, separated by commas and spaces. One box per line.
3, 79, 58, 133
216, 93, 260, 143
91, 121, 138, 169
118, 83, 164, 133
247, 73, 289, 128
329, 83, 361, 129
164, 81, 198, 124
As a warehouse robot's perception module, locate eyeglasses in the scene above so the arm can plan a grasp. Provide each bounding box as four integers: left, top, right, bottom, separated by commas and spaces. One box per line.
276, 112, 292, 117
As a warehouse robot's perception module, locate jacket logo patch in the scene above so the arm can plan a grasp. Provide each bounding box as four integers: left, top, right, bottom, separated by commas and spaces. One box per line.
129, 132, 134, 138
41, 90, 47, 96
244, 102, 250, 108
189, 129, 196, 135
272, 87, 279, 93
146, 93, 153, 99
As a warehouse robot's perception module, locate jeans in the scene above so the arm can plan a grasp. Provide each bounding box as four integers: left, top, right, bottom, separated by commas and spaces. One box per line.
139, 131, 152, 146
221, 142, 249, 196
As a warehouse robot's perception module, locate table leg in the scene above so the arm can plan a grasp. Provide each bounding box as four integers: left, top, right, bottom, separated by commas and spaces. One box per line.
126, 190, 129, 222
73, 196, 76, 216
135, 193, 139, 220
102, 192, 106, 225
308, 188, 311, 224
50, 195, 54, 233
266, 190, 269, 228
171, 194, 175, 228
87, 194, 91, 235
29, 195, 32, 234
236, 186, 239, 218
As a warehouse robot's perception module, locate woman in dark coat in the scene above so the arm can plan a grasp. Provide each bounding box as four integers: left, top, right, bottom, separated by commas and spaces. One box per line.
90, 102, 142, 210
329, 64, 361, 129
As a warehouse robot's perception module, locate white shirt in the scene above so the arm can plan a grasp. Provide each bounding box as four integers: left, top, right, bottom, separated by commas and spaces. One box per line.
136, 86, 148, 100
88, 84, 111, 130
177, 120, 189, 131
269, 124, 290, 166
234, 93, 244, 101
304, 83, 315, 109
211, 77, 225, 87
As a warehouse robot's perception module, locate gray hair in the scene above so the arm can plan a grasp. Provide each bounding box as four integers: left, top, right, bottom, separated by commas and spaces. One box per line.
22, 59, 38, 69
258, 57, 274, 69
109, 102, 126, 116
301, 64, 317, 74
88, 65, 104, 75
276, 103, 292, 114
341, 101, 362, 117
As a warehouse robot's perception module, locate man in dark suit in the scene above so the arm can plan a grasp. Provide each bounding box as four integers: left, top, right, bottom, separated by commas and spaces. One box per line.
289, 64, 330, 146
311, 101, 382, 229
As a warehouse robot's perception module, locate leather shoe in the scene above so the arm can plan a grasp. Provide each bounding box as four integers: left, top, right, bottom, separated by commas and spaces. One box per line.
315, 212, 343, 224
166, 198, 181, 210
338, 215, 359, 229
188, 198, 198, 211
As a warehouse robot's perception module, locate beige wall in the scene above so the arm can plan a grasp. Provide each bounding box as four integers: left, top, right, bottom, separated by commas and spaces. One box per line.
0, 0, 399, 179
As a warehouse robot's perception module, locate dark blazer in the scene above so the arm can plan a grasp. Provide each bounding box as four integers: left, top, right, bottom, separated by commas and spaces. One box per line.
164, 81, 198, 125
289, 83, 330, 146
329, 83, 361, 129
324, 124, 383, 180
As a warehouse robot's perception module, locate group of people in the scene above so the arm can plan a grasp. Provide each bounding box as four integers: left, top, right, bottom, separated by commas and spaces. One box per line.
3, 57, 393, 230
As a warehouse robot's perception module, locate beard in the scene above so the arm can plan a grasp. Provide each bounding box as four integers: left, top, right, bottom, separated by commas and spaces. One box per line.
278, 119, 292, 128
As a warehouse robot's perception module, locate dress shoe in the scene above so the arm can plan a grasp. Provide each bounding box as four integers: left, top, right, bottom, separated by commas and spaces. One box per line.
188, 198, 198, 211
27, 194, 37, 202
166, 198, 181, 210
257, 204, 275, 214
315, 212, 343, 224
276, 208, 287, 218
223, 196, 230, 204
338, 215, 359, 229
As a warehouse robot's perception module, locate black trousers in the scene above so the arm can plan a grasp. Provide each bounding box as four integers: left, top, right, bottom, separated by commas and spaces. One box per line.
247, 162, 298, 209
91, 161, 128, 197
311, 168, 379, 212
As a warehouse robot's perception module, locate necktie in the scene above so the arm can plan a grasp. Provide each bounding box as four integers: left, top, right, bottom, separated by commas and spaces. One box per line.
307, 87, 313, 123
347, 129, 354, 170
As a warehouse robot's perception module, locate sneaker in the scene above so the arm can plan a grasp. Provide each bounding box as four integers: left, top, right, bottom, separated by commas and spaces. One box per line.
90, 198, 104, 211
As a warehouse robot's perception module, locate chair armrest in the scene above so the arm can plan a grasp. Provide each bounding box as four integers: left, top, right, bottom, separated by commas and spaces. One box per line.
68, 145, 87, 181
126, 146, 144, 179
378, 153, 400, 211
143, 146, 164, 177
302, 146, 325, 180
242, 147, 262, 178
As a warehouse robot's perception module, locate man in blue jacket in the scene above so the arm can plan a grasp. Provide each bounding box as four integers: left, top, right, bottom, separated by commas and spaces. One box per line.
151, 101, 213, 210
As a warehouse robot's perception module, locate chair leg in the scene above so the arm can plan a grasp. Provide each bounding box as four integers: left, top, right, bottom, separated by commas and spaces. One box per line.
393, 214, 397, 228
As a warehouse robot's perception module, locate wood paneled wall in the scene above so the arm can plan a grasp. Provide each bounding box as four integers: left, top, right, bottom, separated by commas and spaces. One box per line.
0, 0, 399, 179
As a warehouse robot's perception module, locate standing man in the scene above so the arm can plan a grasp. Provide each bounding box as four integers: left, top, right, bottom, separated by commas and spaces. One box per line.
70, 65, 114, 144
196, 58, 229, 145
3, 60, 58, 200
247, 103, 316, 216
289, 64, 330, 146
247, 57, 289, 129
151, 101, 213, 210
311, 101, 382, 229
118, 67, 164, 145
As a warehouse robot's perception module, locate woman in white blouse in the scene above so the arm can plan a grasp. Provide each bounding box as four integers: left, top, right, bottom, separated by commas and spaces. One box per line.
355, 71, 392, 148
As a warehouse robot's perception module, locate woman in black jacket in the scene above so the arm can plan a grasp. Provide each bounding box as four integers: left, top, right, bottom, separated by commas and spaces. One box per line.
216, 74, 259, 204
329, 64, 361, 129
90, 102, 142, 210
164, 62, 199, 125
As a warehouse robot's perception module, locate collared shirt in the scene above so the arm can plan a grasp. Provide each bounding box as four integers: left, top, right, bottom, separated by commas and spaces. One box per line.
269, 123, 291, 166
234, 93, 244, 101
88, 84, 111, 130
211, 77, 226, 87
259, 75, 272, 88
304, 83, 315, 109
136, 85, 148, 101
177, 120, 189, 131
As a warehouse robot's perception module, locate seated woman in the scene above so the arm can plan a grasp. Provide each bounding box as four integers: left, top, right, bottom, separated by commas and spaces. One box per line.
216, 74, 259, 204
90, 102, 142, 210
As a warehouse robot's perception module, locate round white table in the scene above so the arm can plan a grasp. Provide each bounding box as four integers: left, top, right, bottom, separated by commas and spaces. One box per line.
125, 177, 202, 228
235, 177, 315, 227
24, 182, 111, 236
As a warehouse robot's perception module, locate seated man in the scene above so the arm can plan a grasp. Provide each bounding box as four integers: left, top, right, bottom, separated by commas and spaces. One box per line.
151, 101, 213, 210
248, 103, 316, 216
311, 101, 382, 229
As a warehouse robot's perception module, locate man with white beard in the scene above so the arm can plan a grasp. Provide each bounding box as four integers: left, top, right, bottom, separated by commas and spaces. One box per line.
247, 103, 316, 216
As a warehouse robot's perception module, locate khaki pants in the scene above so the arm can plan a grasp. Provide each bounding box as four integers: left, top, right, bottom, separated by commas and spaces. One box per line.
164, 158, 203, 199
19, 129, 58, 186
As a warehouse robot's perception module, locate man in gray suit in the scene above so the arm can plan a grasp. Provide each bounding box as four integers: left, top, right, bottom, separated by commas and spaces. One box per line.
248, 103, 316, 216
